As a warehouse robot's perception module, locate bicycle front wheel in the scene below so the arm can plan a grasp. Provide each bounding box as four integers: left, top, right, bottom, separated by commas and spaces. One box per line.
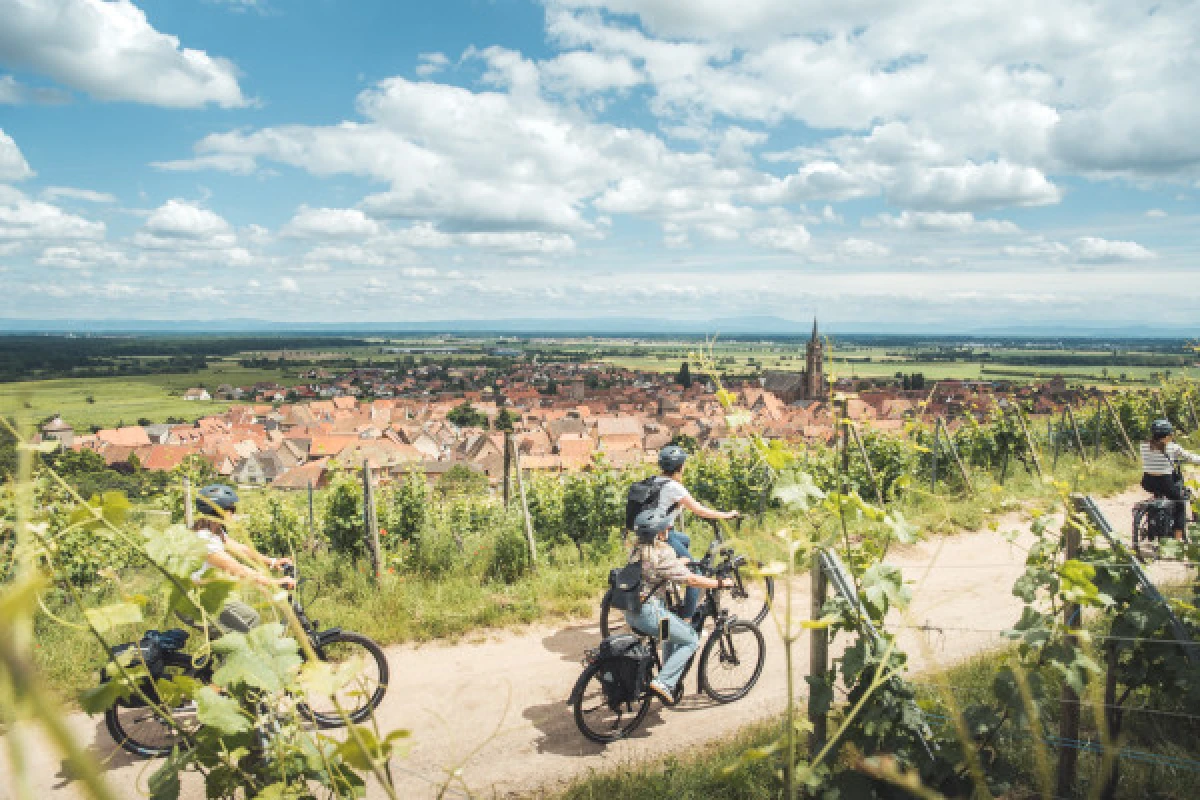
298, 631, 389, 728
699, 620, 765, 703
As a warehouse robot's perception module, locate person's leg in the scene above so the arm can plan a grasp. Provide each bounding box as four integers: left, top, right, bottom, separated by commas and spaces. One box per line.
653, 610, 700, 692
623, 601, 660, 638
1166, 479, 1188, 540
666, 529, 700, 619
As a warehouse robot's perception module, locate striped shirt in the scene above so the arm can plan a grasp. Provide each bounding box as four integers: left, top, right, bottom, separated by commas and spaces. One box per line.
1140, 441, 1200, 476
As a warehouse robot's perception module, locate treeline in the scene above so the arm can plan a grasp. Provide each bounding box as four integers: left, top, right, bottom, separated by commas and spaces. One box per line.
0, 335, 368, 382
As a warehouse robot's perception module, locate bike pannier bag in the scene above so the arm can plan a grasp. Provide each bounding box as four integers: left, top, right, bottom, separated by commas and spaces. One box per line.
101, 635, 166, 708
596, 634, 654, 710
608, 561, 644, 613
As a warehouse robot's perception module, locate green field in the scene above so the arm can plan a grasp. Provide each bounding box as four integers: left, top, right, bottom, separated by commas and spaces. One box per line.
0, 362, 304, 429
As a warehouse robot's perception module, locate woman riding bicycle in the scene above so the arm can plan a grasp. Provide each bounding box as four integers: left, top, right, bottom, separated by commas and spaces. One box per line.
1140, 419, 1200, 542
192, 484, 296, 633
626, 508, 736, 707
654, 444, 740, 620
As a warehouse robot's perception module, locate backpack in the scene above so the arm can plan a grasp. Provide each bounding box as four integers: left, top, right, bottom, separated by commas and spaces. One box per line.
101, 634, 168, 709
608, 561, 644, 613
625, 476, 684, 531
595, 634, 655, 711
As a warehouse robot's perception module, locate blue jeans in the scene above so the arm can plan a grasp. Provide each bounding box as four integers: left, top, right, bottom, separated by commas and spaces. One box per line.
667, 529, 700, 619
623, 597, 699, 692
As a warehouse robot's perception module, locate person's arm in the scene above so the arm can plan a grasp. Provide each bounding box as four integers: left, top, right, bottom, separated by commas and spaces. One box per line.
1171, 443, 1200, 465
678, 493, 740, 521
684, 572, 733, 590
223, 537, 292, 571
658, 549, 733, 590
205, 550, 292, 589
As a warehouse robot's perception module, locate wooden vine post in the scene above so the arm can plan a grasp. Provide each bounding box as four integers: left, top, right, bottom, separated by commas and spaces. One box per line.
930, 419, 939, 491
1093, 396, 1102, 461
849, 423, 884, 505
1186, 390, 1200, 432
508, 436, 538, 570
1013, 407, 1044, 477
183, 476, 194, 529
809, 552, 829, 752
502, 432, 513, 507
1102, 395, 1136, 459
306, 479, 316, 551
935, 416, 973, 494
1064, 403, 1089, 466
1056, 521, 1082, 797
362, 460, 382, 581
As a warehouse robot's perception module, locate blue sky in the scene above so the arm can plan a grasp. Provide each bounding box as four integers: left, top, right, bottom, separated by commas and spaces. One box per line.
0, 0, 1198, 330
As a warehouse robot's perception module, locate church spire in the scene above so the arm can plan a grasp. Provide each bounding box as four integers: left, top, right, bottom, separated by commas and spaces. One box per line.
811, 317, 819, 342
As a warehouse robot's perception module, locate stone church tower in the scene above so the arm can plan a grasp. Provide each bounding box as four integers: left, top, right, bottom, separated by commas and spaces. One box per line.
804, 318, 826, 400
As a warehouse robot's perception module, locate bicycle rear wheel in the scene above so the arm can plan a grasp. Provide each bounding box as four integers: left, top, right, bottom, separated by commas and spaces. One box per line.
104, 652, 200, 757
298, 631, 389, 728
572, 660, 651, 744
699, 620, 765, 703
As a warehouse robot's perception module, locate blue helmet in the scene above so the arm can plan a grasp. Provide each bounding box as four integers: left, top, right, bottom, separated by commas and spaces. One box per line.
196, 484, 238, 516
1151, 419, 1174, 439
658, 444, 688, 473
633, 508, 671, 544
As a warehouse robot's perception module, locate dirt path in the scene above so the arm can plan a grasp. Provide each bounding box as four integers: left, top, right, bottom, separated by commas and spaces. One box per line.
6, 489, 1192, 799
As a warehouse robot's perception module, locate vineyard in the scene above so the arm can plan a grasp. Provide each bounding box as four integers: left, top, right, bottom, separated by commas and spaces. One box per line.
1, 382, 1199, 798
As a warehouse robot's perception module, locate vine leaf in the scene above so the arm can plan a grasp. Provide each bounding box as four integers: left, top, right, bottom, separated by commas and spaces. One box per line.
79, 678, 129, 714
196, 686, 252, 735
212, 623, 302, 693
84, 601, 143, 633
145, 524, 209, 582
148, 749, 186, 800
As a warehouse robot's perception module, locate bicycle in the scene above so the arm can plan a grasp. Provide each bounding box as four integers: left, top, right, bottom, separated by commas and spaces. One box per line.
599, 517, 773, 638
1132, 485, 1193, 560
569, 548, 767, 744
103, 563, 389, 757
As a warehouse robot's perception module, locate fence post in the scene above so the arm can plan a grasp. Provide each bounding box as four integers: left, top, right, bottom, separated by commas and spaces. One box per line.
509, 437, 538, 570
362, 460, 382, 581
1065, 404, 1089, 466
1100, 638, 1122, 800
937, 416, 974, 494
839, 398, 850, 496
1053, 416, 1062, 469
849, 423, 884, 505
1014, 408, 1044, 477
183, 476, 193, 528
1094, 397, 1102, 461
930, 421, 939, 492
809, 552, 829, 753
502, 432, 513, 508
1056, 521, 1082, 798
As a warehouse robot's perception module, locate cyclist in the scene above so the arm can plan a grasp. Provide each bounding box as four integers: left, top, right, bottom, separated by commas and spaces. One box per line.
191, 484, 295, 633
654, 444, 740, 620
625, 508, 735, 706
1140, 419, 1200, 541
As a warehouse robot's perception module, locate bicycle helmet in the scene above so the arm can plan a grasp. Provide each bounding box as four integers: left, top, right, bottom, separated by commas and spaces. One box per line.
196, 484, 238, 516
1151, 419, 1174, 439
633, 508, 671, 545
658, 444, 688, 474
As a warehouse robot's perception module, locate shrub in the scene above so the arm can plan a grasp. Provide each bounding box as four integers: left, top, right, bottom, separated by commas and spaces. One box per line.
321, 475, 364, 556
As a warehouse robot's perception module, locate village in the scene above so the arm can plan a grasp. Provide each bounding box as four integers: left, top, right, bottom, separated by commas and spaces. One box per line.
34, 326, 1083, 491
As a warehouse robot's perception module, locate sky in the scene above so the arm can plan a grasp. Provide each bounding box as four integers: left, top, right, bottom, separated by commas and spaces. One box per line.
0, 0, 1198, 331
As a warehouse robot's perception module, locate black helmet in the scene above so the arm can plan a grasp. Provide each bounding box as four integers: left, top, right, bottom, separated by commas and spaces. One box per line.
633, 508, 671, 544
1151, 419, 1174, 439
658, 444, 688, 473
196, 484, 238, 516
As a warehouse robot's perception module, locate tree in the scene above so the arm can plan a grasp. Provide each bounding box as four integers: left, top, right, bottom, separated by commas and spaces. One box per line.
447, 402, 489, 429
911, 373, 926, 390
670, 433, 698, 453
494, 407, 517, 432
435, 464, 488, 497
677, 361, 693, 389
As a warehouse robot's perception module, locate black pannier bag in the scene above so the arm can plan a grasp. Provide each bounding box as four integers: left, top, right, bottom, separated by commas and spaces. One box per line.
100, 631, 176, 708
595, 634, 654, 710
1135, 498, 1178, 541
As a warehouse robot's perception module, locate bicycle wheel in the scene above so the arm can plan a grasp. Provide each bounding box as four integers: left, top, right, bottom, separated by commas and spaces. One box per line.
572, 660, 651, 744
599, 589, 632, 639
298, 631, 389, 728
699, 620, 766, 703
104, 652, 200, 758
724, 566, 773, 626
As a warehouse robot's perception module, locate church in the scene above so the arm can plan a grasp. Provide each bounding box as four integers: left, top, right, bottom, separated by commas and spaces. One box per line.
762, 319, 828, 404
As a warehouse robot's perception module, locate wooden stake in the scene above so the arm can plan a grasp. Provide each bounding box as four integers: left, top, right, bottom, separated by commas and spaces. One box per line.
362, 460, 382, 580
1056, 522, 1082, 798
809, 552, 829, 753
183, 476, 193, 528
849, 423, 884, 504
1102, 396, 1136, 459
502, 432, 513, 507
1094, 397, 1103, 461
1013, 407, 1044, 477
307, 479, 315, 551
1186, 391, 1200, 432
1065, 404, 1089, 466
509, 437, 538, 569
937, 416, 974, 494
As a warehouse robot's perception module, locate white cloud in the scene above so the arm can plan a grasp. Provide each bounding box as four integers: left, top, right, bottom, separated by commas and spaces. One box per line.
416, 52, 450, 78
1145, 209, 1168, 218
36, 242, 126, 269
151, 153, 259, 175
747, 224, 811, 253
0, 188, 105, 241
541, 51, 643, 93
0, 0, 246, 108
139, 199, 232, 242
868, 211, 1020, 234
0, 129, 34, 181
0, 74, 70, 105
1003, 239, 1071, 260
283, 206, 381, 238
41, 187, 117, 204
1073, 236, 1155, 263
886, 162, 1061, 211
837, 238, 890, 259
280, 276, 299, 292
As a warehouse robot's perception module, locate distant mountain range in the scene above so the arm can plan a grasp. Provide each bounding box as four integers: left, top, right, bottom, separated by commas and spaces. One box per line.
0, 316, 1194, 338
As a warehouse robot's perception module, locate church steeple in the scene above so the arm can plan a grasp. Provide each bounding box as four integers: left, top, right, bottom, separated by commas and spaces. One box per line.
811, 317, 819, 342
804, 317, 826, 400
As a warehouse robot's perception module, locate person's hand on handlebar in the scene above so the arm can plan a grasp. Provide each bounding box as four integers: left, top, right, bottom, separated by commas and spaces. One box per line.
722, 510, 740, 521
267, 556, 293, 571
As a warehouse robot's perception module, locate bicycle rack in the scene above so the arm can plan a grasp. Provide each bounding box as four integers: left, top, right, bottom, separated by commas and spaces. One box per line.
1072, 494, 1199, 666
817, 547, 939, 759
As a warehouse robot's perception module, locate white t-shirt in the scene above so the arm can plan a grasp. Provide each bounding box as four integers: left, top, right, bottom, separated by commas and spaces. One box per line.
655, 478, 692, 526
192, 527, 227, 582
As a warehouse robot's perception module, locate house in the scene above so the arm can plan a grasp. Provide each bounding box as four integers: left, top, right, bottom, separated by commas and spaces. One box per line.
96, 426, 152, 448
593, 416, 644, 451
40, 416, 74, 448
183, 388, 211, 401
271, 457, 331, 491
231, 451, 286, 485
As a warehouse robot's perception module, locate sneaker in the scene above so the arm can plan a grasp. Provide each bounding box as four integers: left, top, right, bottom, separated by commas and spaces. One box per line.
648, 680, 676, 706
